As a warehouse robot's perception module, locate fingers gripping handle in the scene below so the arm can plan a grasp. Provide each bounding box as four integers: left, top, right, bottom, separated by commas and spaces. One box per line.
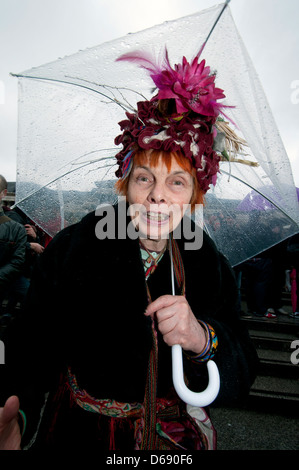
169, 239, 220, 407
172, 344, 220, 407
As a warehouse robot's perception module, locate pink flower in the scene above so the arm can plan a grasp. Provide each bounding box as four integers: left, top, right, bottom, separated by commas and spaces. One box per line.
117, 49, 226, 117
152, 56, 225, 116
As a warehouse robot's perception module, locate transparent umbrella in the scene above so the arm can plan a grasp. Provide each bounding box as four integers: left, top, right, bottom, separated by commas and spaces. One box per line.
11, 2, 299, 406
12, 2, 298, 266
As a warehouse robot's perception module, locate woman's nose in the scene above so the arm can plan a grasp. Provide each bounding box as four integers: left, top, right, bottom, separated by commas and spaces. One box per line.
148, 182, 167, 204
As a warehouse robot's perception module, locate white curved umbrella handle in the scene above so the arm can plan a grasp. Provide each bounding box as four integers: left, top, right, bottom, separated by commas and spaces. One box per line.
172, 344, 220, 407
169, 240, 220, 407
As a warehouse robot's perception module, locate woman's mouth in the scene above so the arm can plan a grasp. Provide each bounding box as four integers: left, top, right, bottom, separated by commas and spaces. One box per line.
146, 211, 170, 223
140, 211, 171, 228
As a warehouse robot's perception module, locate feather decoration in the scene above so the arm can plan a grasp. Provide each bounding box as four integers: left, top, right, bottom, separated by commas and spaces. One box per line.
116, 49, 164, 76
215, 120, 258, 167
116, 48, 227, 117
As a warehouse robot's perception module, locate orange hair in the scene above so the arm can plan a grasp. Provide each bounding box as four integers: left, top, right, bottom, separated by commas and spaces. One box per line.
115, 149, 205, 212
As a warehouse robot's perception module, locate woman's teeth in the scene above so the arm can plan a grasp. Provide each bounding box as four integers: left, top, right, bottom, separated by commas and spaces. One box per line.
147, 212, 169, 221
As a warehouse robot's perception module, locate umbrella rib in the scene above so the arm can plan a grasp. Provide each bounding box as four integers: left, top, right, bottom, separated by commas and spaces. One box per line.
55, 149, 116, 173
11, 73, 136, 113
13, 158, 116, 208
65, 76, 147, 106
198, 0, 231, 56
205, 0, 231, 44
220, 169, 297, 224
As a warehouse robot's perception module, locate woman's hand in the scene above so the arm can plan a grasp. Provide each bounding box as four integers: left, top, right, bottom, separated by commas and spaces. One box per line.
145, 295, 206, 354
0, 396, 22, 450
30, 242, 45, 254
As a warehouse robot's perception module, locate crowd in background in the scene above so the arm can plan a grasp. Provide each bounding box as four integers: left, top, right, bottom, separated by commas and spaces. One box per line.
0, 173, 298, 338
235, 233, 299, 320
0, 174, 51, 332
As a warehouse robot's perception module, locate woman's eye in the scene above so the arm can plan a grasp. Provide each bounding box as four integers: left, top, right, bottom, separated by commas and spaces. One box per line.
171, 179, 185, 187
136, 174, 152, 183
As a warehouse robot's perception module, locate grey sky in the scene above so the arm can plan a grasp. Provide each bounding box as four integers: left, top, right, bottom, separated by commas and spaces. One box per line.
0, 0, 298, 184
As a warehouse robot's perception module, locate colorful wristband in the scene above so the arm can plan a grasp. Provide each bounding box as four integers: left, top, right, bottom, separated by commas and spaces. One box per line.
18, 409, 27, 437
184, 320, 218, 363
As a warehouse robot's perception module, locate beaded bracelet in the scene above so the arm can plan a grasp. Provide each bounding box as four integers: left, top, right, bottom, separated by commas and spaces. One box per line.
184, 320, 218, 363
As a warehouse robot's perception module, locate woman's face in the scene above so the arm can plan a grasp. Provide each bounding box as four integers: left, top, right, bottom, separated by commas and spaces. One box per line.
127, 153, 194, 248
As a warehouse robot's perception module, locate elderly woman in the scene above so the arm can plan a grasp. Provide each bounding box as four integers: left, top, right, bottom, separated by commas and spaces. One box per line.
0, 51, 258, 451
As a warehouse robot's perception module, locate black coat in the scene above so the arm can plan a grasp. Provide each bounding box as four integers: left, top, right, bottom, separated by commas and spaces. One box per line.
3, 204, 258, 446
0, 209, 27, 293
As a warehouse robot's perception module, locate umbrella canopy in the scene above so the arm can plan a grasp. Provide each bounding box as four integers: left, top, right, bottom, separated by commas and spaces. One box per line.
13, 2, 299, 266
237, 186, 299, 212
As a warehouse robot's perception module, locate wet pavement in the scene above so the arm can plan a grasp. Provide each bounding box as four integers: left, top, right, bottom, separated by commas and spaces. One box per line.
210, 301, 299, 451
210, 400, 298, 450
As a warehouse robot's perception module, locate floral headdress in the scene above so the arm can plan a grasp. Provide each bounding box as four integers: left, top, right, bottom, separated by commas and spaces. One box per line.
114, 48, 252, 193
